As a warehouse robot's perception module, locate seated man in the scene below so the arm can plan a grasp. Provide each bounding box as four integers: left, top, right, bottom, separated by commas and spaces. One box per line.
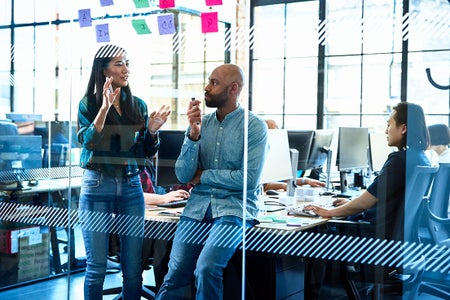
427, 123, 450, 164
263, 119, 326, 192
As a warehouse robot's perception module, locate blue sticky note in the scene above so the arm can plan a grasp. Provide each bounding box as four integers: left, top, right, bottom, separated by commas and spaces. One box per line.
157, 14, 176, 35
100, 0, 114, 6
78, 9, 92, 28
96, 24, 111, 43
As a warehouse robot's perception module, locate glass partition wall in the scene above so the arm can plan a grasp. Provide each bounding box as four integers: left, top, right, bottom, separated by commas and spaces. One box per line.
1, 0, 449, 299
0, 0, 238, 297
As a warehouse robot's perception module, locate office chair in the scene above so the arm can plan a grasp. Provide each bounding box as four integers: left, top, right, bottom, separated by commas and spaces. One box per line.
417, 163, 450, 299
0, 120, 18, 135
331, 165, 438, 300
103, 233, 157, 300
42, 143, 84, 273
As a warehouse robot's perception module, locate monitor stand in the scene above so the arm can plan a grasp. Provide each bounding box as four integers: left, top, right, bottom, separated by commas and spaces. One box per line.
337, 171, 363, 198
325, 149, 332, 191
339, 171, 348, 193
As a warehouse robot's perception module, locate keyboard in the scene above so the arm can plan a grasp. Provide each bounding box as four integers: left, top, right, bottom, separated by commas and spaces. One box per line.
286, 205, 319, 217
286, 201, 335, 217
156, 199, 188, 208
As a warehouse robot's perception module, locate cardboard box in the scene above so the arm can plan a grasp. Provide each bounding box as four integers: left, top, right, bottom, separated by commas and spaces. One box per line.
0, 225, 49, 285
0, 226, 42, 254
17, 227, 50, 282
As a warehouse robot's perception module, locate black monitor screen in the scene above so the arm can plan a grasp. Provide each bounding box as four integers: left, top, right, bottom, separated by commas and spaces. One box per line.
305, 129, 334, 170
0, 135, 42, 170
155, 130, 186, 187
336, 127, 369, 171
34, 121, 80, 147
287, 130, 314, 171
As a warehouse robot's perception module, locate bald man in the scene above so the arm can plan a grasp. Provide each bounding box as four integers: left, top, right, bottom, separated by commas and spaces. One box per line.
156, 64, 268, 300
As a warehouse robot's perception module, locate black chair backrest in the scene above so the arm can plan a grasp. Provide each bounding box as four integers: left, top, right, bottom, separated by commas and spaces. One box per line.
42, 143, 69, 167
403, 165, 439, 243
427, 163, 450, 244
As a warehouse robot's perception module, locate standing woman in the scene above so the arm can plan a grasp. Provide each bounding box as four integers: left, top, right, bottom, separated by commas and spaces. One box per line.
77, 44, 170, 300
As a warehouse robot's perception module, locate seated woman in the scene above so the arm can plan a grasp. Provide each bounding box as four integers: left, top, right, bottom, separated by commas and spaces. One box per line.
304, 102, 431, 241
303, 102, 431, 299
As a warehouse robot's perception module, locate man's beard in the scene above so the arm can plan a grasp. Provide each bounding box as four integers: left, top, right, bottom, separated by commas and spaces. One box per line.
205, 88, 228, 108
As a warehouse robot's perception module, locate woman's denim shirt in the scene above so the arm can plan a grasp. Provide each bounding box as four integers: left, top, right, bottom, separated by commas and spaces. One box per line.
77, 93, 159, 177
175, 106, 268, 221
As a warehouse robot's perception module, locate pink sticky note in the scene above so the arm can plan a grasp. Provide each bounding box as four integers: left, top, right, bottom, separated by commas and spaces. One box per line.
159, 0, 175, 9
96, 24, 111, 43
205, 0, 222, 5
201, 12, 218, 33
78, 9, 92, 28
157, 14, 176, 35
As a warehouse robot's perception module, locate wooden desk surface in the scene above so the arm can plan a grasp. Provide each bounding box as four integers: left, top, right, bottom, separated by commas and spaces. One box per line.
0, 177, 82, 195
145, 204, 328, 232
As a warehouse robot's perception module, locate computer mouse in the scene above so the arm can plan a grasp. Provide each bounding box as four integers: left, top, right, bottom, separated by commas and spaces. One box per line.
321, 191, 335, 196
265, 189, 280, 196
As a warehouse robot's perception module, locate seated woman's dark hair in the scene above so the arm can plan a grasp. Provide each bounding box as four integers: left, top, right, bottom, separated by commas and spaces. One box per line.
392, 102, 429, 151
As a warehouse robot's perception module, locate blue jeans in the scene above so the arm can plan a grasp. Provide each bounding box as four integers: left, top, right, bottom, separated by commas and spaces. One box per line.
156, 206, 256, 300
79, 169, 145, 300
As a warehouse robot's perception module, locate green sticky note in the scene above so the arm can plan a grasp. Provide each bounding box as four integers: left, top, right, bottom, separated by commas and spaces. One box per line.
133, 0, 150, 9
132, 19, 151, 35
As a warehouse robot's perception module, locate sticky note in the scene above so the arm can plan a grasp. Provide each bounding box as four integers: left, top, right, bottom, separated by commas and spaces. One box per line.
78, 9, 92, 28
133, 0, 150, 9
157, 14, 176, 35
100, 0, 114, 6
205, 0, 222, 5
201, 12, 218, 33
96, 24, 111, 43
132, 19, 151, 34
159, 0, 175, 9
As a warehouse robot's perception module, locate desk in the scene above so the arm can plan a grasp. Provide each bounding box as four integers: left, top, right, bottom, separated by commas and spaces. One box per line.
145, 204, 329, 299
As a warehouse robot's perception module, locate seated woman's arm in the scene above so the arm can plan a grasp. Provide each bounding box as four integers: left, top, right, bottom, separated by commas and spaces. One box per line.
303, 190, 377, 218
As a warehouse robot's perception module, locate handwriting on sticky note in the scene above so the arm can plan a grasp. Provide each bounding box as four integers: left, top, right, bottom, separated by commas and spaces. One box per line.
159, 0, 175, 9
96, 24, 110, 43
132, 19, 151, 34
201, 12, 218, 33
157, 14, 176, 35
78, 9, 92, 28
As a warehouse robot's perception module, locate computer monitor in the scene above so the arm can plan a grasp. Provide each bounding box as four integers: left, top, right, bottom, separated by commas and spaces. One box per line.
155, 130, 186, 187
304, 129, 334, 190
336, 127, 369, 193
369, 131, 394, 174
34, 121, 80, 148
305, 129, 334, 170
259, 129, 294, 185
0, 135, 42, 187
287, 130, 314, 172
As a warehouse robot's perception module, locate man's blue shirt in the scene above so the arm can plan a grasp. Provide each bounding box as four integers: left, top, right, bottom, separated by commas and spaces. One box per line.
175, 106, 268, 221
